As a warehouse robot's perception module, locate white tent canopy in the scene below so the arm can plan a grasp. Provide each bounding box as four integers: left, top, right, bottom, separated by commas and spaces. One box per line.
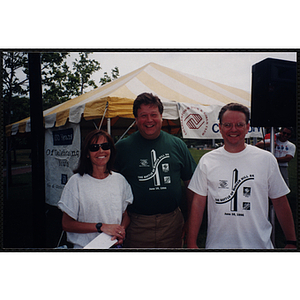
6, 62, 261, 138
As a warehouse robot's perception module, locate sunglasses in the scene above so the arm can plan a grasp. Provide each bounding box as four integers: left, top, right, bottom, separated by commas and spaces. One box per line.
88, 142, 111, 152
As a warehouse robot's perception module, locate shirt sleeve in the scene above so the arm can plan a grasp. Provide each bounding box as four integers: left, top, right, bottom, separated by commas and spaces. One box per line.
57, 175, 80, 220
188, 157, 207, 196
122, 178, 134, 212
288, 142, 296, 157
267, 154, 290, 199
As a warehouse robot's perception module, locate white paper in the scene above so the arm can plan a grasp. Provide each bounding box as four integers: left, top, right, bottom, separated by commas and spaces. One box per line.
84, 232, 117, 249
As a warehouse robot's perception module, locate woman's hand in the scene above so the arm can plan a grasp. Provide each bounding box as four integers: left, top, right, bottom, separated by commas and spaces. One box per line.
101, 224, 126, 244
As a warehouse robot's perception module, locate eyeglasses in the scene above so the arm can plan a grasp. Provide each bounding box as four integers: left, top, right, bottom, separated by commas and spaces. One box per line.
220, 122, 246, 129
88, 143, 111, 152
282, 132, 291, 136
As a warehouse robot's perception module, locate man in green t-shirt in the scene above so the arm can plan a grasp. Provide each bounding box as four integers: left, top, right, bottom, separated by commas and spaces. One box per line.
115, 92, 196, 248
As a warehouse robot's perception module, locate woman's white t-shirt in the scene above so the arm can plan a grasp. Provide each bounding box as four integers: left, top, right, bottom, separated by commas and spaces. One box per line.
58, 172, 133, 248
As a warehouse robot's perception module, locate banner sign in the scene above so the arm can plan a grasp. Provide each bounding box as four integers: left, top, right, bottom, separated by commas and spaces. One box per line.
44, 123, 81, 206
178, 103, 263, 139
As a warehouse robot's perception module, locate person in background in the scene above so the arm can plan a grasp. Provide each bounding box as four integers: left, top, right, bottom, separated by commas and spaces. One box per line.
57, 129, 133, 249
256, 127, 295, 186
187, 103, 297, 249
115, 92, 196, 248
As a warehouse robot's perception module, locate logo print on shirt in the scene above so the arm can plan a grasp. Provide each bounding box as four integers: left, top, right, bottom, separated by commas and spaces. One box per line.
215, 169, 254, 211
218, 180, 229, 189
138, 149, 170, 186
243, 187, 251, 197
243, 202, 251, 210
139, 159, 150, 167
162, 163, 169, 172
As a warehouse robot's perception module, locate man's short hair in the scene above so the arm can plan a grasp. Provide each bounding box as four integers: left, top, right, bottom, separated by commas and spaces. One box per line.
281, 127, 293, 134
218, 103, 250, 124
133, 92, 164, 117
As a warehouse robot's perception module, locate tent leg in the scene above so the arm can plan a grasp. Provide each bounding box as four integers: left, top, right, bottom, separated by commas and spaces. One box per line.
270, 127, 276, 246
212, 139, 215, 148
107, 118, 111, 135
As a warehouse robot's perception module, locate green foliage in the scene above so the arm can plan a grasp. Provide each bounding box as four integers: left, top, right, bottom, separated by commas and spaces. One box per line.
2, 52, 29, 125
2, 51, 120, 127
100, 66, 120, 85
40, 52, 72, 109
69, 52, 101, 95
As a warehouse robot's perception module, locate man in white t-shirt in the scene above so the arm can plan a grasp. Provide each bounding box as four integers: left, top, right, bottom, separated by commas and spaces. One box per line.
187, 103, 297, 249
256, 127, 296, 186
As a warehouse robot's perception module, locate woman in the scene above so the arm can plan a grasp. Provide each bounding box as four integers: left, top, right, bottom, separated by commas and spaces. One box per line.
57, 129, 133, 249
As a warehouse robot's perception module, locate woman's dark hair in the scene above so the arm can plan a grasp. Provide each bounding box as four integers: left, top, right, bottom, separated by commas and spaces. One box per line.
218, 103, 250, 124
74, 129, 116, 176
133, 92, 164, 117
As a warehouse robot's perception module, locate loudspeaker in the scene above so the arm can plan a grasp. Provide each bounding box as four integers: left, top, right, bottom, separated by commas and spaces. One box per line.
250, 58, 296, 127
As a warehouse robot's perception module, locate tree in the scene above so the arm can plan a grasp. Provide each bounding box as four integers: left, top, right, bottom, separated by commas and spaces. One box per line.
3, 52, 120, 121
2, 51, 29, 185
40, 52, 71, 109
2, 52, 28, 125
3, 52, 72, 120
100, 66, 120, 85
2, 51, 120, 184
67, 52, 101, 96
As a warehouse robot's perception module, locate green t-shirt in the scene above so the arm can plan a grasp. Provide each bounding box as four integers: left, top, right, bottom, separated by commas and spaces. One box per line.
115, 131, 196, 215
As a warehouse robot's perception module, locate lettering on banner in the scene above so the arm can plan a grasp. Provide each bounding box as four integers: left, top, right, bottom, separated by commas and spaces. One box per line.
45, 149, 80, 158
45, 124, 81, 206
53, 128, 74, 145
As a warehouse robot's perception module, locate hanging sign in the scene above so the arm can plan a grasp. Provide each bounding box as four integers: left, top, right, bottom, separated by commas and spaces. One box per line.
44, 123, 81, 206
178, 103, 263, 139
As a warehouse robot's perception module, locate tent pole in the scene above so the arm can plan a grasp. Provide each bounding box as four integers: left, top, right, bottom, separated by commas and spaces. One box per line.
117, 120, 136, 142
99, 101, 109, 130
270, 127, 276, 246
107, 118, 111, 135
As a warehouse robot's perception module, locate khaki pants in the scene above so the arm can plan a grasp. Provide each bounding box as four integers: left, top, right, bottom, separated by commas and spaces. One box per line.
124, 207, 184, 249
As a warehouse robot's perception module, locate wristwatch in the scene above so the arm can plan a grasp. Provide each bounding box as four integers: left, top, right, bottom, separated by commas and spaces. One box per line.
285, 240, 297, 246
96, 222, 103, 233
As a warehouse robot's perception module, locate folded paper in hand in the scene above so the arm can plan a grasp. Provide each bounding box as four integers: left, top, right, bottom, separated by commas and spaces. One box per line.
84, 232, 117, 249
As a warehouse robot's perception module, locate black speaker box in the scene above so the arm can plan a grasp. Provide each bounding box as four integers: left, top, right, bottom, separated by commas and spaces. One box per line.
250, 58, 296, 127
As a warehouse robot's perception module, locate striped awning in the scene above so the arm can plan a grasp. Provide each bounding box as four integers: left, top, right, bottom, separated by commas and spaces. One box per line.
6, 62, 250, 136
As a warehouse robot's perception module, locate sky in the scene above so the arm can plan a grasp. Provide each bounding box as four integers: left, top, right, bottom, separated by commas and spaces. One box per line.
68, 51, 296, 94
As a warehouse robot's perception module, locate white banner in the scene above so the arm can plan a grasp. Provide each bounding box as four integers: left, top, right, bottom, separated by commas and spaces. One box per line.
44, 123, 81, 206
178, 103, 263, 139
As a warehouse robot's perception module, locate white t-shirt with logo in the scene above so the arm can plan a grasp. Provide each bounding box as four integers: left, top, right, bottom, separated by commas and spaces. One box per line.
265, 135, 296, 167
188, 145, 290, 249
